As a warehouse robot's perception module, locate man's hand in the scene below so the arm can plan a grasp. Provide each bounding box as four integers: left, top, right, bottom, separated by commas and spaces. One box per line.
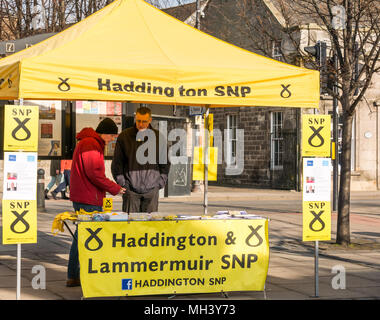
119, 187, 126, 194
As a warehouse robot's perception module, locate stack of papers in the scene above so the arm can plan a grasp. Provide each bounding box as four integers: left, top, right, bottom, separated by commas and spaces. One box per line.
214, 211, 263, 219
77, 210, 264, 222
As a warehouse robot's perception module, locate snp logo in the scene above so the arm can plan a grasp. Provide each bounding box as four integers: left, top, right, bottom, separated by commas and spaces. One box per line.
122, 279, 133, 290
84, 228, 103, 251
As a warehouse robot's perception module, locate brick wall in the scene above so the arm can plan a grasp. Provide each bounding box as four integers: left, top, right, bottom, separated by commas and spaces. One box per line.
210, 107, 299, 188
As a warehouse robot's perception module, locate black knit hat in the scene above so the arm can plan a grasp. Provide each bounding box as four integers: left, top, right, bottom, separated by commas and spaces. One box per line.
96, 118, 118, 134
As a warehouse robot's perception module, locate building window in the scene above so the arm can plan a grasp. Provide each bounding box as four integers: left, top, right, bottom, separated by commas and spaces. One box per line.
271, 112, 284, 170
272, 40, 284, 62
226, 114, 238, 166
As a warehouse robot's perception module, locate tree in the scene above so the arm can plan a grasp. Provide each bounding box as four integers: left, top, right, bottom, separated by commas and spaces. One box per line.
283, 0, 379, 246
202, 0, 379, 246
0, 0, 190, 40
0, 0, 75, 38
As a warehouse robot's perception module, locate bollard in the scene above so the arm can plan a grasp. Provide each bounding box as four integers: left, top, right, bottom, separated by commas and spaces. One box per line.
37, 168, 46, 212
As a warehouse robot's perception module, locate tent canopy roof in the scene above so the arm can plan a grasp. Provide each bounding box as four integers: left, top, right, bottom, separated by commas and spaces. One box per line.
0, 0, 319, 108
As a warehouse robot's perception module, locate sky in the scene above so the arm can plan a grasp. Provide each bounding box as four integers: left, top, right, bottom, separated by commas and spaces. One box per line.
155, 0, 196, 8
30, 0, 197, 29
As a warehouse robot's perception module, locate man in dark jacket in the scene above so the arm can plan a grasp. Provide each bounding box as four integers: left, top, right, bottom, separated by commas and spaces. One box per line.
66, 117, 125, 287
111, 107, 170, 213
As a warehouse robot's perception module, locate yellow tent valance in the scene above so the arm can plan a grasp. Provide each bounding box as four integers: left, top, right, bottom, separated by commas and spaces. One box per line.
0, 0, 319, 108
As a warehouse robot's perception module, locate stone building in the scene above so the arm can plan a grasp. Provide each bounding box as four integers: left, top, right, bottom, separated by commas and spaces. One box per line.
166, 0, 302, 189
167, 0, 380, 191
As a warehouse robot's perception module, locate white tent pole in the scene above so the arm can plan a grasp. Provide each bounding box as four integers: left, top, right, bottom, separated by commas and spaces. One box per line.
204, 106, 209, 215
16, 244, 21, 300
15, 98, 24, 300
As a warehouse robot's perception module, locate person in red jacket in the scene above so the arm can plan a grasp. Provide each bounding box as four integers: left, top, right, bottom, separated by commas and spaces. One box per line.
66, 117, 125, 287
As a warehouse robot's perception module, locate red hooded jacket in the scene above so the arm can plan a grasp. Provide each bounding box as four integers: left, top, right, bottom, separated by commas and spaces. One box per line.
70, 127, 121, 207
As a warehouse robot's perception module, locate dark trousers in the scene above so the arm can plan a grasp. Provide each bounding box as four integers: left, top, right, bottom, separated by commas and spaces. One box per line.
53, 169, 70, 193
67, 202, 102, 280
122, 188, 159, 213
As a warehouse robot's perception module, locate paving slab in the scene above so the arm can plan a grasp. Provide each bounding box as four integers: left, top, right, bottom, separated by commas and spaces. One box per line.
1, 187, 380, 301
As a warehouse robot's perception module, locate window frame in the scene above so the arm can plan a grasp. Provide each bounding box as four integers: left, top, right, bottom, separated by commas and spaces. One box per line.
272, 40, 285, 62
270, 111, 284, 170
226, 114, 238, 166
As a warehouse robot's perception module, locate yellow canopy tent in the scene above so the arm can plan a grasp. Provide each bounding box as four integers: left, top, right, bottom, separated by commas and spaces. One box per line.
0, 0, 319, 107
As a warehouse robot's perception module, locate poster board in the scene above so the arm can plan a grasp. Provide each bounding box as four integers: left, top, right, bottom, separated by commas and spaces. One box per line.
3, 105, 39, 152
2, 152, 37, 200
75, 101, 122, 156
302, 158, 332, 241
302, 115, 331, 157
23, 100, 62, 156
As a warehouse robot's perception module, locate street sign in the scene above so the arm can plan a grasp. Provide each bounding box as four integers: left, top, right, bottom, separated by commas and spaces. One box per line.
302, 114, 331, 157
189, 106, 204, 116
4, 105, 39, 152
5, 42, 15, 53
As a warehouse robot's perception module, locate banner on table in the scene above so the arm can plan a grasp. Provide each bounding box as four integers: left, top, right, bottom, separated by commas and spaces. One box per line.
78, 219, 269, 298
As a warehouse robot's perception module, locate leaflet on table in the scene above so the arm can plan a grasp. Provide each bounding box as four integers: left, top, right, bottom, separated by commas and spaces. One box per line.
77, 212, 264, 222
214, 210, 263, 219
212, 215, 263, 219
2, 152, 37, 200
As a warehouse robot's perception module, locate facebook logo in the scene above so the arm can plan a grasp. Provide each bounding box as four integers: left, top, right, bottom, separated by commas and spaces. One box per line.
122, 279, 133, 290
307, 160, 314, 166
9, 155, 16, 161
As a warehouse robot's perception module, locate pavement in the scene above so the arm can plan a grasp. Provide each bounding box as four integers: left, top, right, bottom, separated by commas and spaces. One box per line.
0, 186, 380, 302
